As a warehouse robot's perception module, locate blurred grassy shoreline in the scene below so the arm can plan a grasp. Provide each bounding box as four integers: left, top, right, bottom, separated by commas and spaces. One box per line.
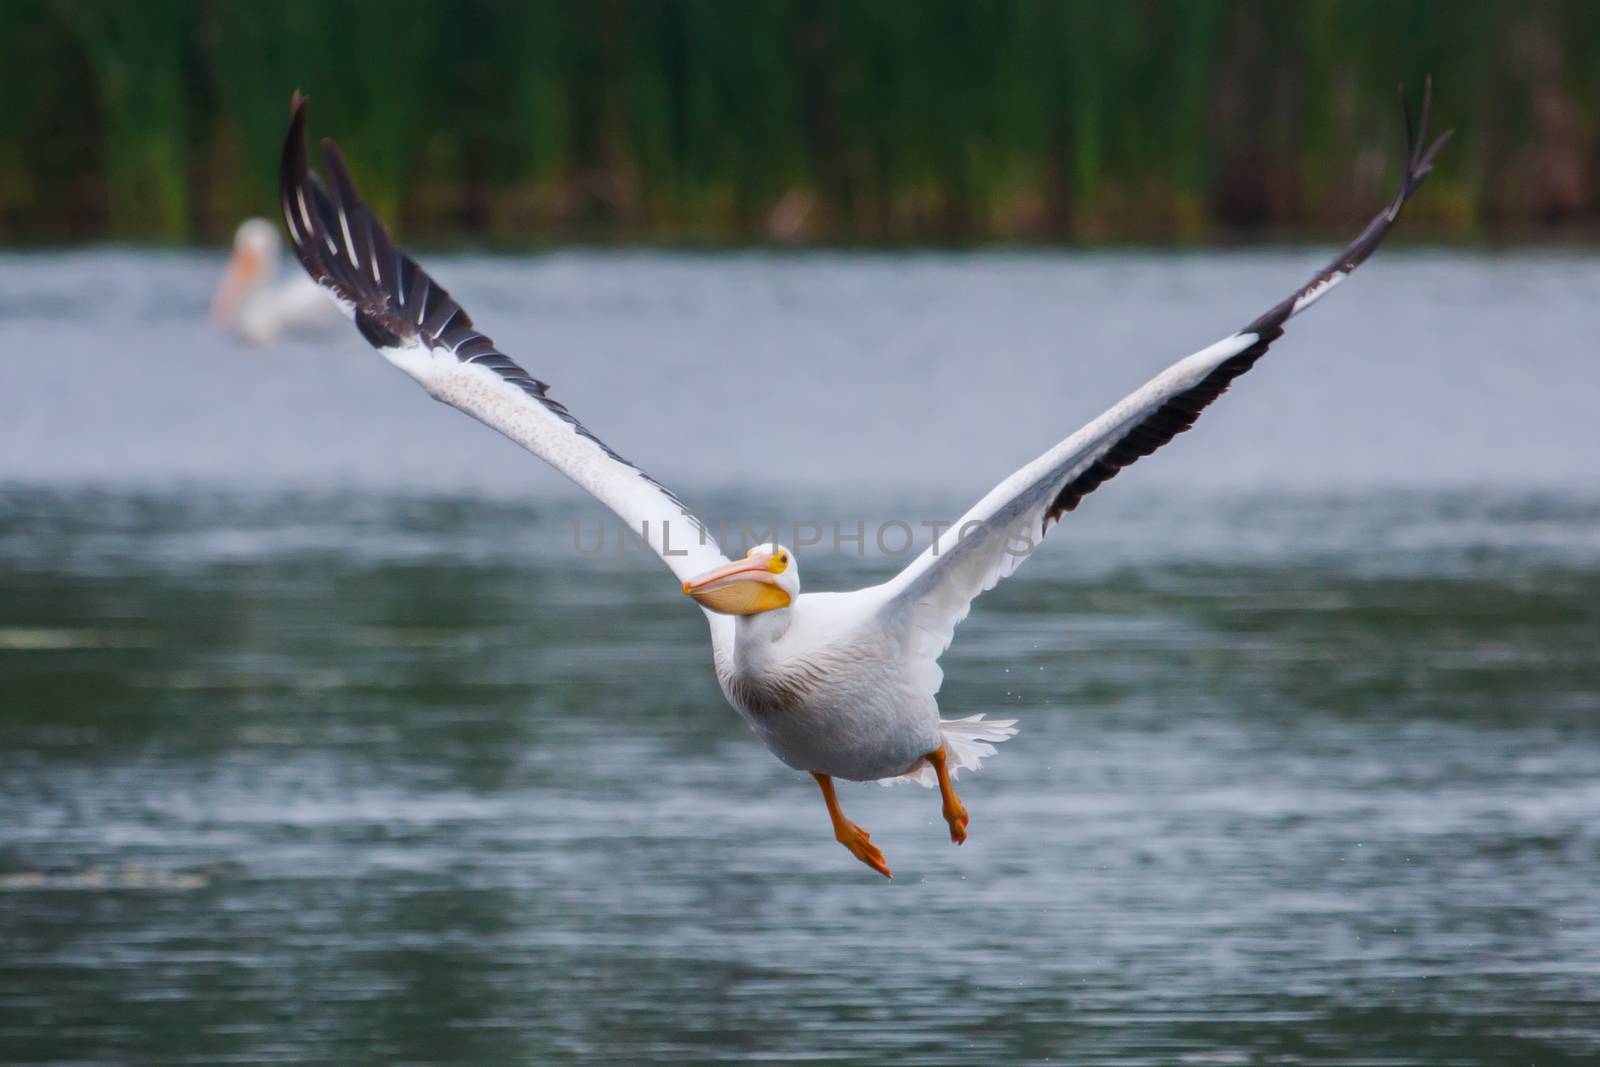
8, 229, 1600, 254
5, 1, 1598, 247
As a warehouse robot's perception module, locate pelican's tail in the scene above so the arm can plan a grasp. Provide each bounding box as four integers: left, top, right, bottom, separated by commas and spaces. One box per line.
883, 714, 1020, 787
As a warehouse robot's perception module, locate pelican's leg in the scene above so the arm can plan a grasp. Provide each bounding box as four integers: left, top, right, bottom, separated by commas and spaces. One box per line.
927, 745, 969, 845
811, 772, 892, 879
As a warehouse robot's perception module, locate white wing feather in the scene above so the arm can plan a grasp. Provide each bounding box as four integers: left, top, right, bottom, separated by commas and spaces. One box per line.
879, 334, 1257, 697
878, 85, 1452, 698
279, 97, 725, 584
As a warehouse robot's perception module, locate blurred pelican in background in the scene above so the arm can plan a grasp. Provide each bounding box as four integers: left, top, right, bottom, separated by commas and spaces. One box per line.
210, 218, 343, 345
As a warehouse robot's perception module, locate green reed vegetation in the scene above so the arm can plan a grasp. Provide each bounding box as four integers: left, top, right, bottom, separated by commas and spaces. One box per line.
3, 0, 1597, 244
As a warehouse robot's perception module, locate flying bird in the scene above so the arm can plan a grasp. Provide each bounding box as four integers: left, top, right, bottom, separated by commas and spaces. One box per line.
211, 217, 344, 345
279, 87, 1448, 877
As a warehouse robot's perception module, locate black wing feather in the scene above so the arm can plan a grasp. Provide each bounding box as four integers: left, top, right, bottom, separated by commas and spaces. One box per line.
278, 93, 684, 499
1045, 80, 1452, 523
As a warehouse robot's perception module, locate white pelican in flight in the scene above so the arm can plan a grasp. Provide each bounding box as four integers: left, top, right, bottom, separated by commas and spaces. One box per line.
279, 88, 1448, 877
210, 217, 344, 345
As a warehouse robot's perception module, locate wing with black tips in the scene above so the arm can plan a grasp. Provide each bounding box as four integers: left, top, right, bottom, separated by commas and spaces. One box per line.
279, 94, 725, 583
879, 82, 1451, 698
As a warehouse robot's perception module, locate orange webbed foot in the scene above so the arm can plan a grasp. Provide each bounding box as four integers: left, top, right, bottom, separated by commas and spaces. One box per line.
812, 771, 892, 879
836, 820, 893, 879
942, 795, 969, 845
928, 744, 969, 846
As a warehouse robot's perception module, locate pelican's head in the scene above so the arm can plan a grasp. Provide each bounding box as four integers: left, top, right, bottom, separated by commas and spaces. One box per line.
210, 218, 281, 329
681, 542, 799, 615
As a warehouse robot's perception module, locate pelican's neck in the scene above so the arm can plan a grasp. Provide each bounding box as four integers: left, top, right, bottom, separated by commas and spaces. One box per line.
253, 244, 282, 285
732, 606, 793, 669
234, 253, 280, 320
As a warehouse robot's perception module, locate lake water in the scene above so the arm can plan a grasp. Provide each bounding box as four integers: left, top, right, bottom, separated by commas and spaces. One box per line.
1, 249, 1598, 1065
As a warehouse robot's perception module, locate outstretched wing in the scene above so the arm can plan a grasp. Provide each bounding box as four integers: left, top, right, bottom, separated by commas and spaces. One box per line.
279, 95, 725, 583
878, 82, 1451, 697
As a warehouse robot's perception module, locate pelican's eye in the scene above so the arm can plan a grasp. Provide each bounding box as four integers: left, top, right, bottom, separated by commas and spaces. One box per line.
769, 552, 789, 574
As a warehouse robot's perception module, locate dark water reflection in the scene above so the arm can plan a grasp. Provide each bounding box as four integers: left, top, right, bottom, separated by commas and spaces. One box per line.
2, 487, 1598, 1065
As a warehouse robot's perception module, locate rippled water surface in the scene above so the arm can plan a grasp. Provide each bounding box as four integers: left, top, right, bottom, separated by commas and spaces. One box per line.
2, 250, 1598, 1064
